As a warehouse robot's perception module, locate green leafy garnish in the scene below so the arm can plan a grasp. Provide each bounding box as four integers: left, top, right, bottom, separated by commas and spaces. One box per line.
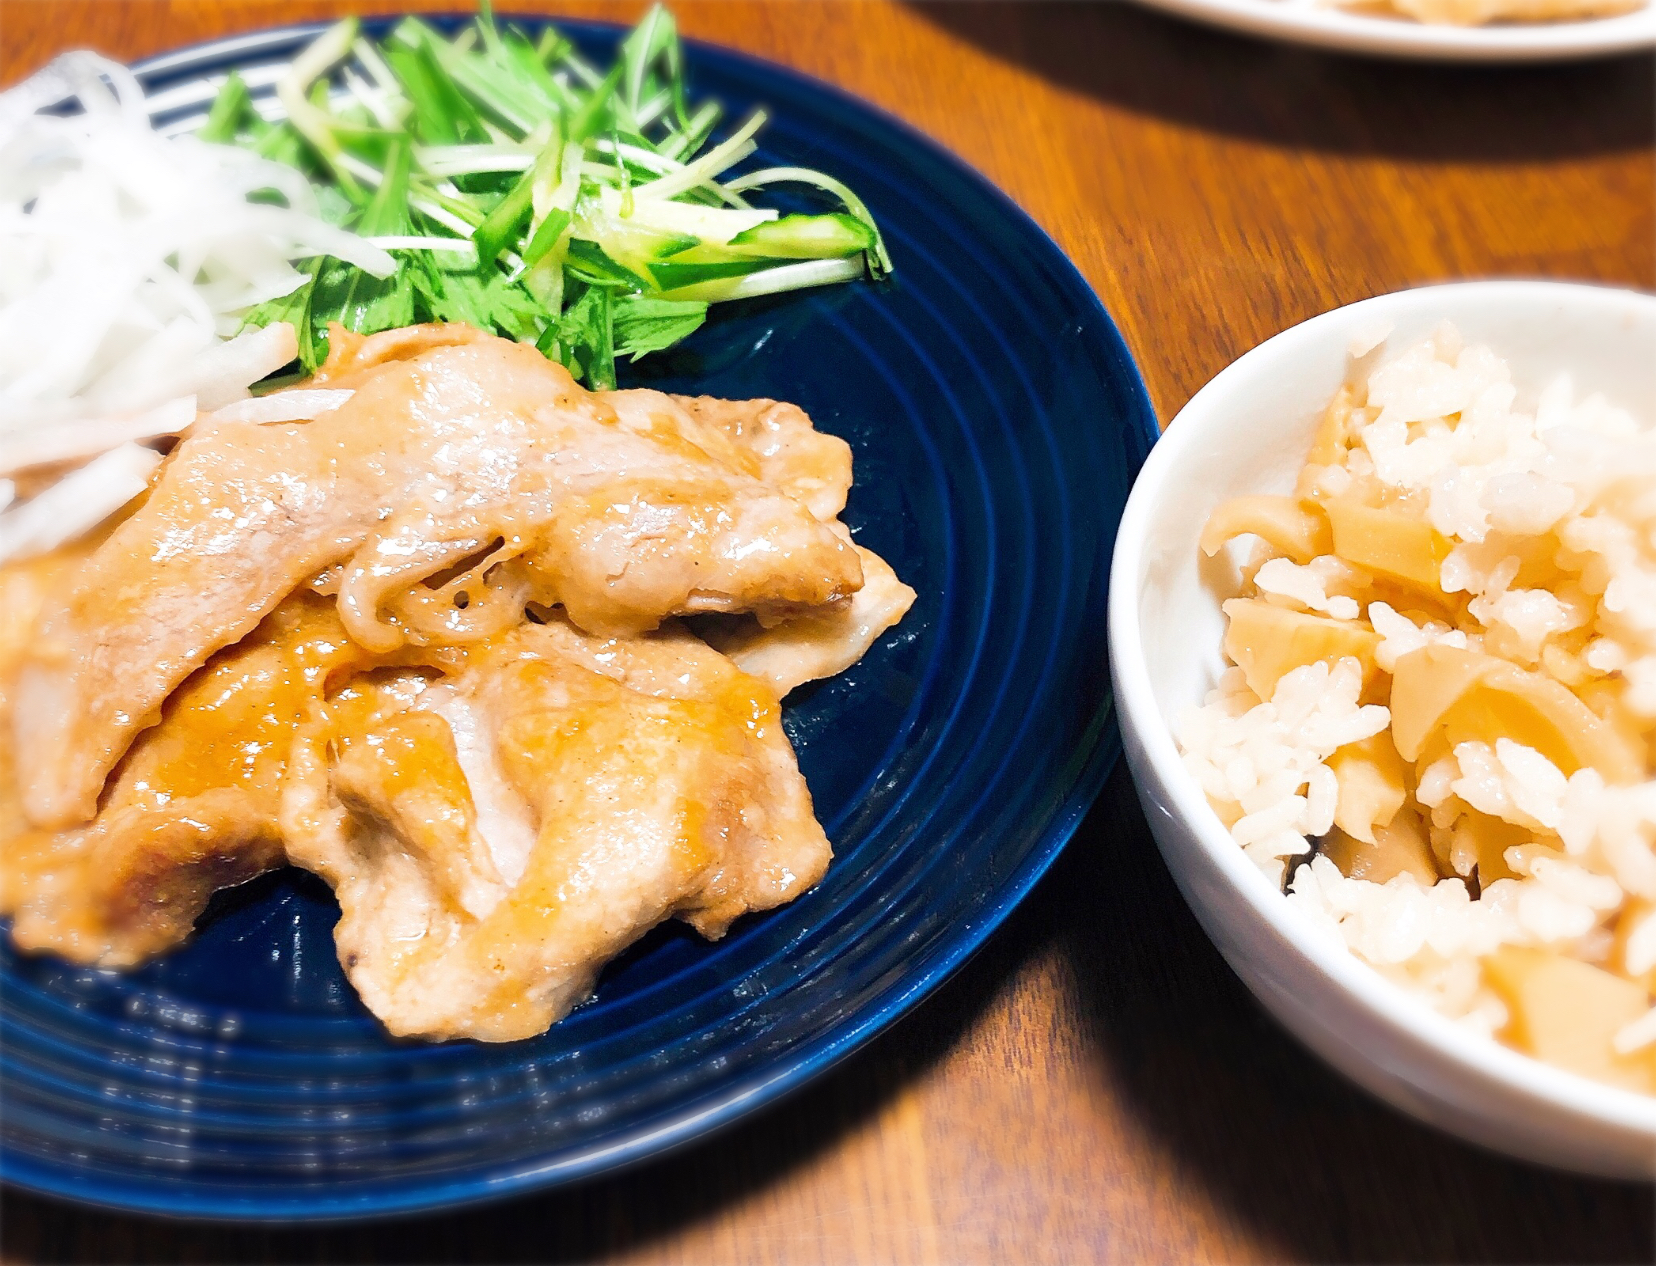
203, 2, 889, 386
614, 295, 708, 360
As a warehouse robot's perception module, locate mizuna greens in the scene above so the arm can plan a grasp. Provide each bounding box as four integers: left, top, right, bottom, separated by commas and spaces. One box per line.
206, 4, 891, 387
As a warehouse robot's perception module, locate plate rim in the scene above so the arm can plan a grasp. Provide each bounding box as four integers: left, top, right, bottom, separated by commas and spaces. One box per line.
1123, 0, 1656, 61
0, 17, 1160, 1223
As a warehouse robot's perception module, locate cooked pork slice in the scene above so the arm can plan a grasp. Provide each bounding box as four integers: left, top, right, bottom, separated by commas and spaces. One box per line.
641, 395, 915, 692
1, 594, 369, 966
283, 617, 830, 1042
2, 792, 285, 968
0, 546, 99, 860
311, 320, 493, 382
699, 541, 917, 697
626, 394, 914, 694
626, 392, 854, 523
17, 327, 861, 829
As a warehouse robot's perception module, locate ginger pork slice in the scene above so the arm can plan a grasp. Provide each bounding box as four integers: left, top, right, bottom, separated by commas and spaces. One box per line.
1, 592, 370, 967
661, 393, 853, 523
697, 538, 916, 697
15, 327, 862, 831
282, 615, 830, 1043
620, 392, 914, 696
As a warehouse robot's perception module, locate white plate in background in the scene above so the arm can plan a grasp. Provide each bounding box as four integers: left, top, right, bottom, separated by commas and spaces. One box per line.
1126, 0, 1656, 61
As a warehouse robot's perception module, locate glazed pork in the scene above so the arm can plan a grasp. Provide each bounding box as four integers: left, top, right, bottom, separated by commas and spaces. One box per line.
1, 593, 386, 965
282, 616, 830, 1041
649, 393, 916, 695
15, 326, 862, 830
0, 323, 913, 1041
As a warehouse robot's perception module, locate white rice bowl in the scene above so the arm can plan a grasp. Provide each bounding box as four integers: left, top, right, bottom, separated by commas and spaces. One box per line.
1108, 280, 1656, 1177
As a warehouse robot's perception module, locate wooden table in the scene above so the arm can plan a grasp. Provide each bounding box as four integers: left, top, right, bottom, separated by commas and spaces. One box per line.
2, 1, 1652, 1260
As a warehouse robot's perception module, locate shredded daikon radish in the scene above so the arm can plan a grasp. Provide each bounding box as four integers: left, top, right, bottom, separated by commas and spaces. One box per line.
0, 396, 196, 476
0, 52, 390, 555
211, 388, 354, 424
0, 443, 161, 564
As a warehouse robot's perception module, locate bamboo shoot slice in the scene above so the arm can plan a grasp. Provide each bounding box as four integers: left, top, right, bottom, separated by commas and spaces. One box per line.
1222, 598, 1381, 702
1325, 498, 1451, 594
1306, 384, 1358, 469
1200, 496, 1332, 564
1321, 807, 1437, 885
1450, 808, 1527, 884
1389, 644, 1643, 783
1484, 947, 1655, 1094
1328, 730, 1408, 844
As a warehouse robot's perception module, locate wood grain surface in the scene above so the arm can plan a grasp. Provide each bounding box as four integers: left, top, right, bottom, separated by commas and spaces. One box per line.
1, 1, 1653, 1261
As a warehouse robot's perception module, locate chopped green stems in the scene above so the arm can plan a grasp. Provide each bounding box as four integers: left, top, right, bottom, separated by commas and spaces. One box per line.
200, 71, 251, 143
634, 110, 764, 202
590, 137, 754, 208
216, 4, 888, 382
413, 193, 484, 236
539, 140, 584, 231
361, 136, 413, 235
591, 137, 675, 174
341, 68, 402, 129
431, 43, 537, 135
333, 151, 383, 189
622, 6, 673, 117
725, 166, 893, 275
477, 0, 508, 61
351, 35, 399, 94
560, 47, 604, 90
276, 17, 362, 194
418, 148, 536, 176
368, 235, 480, 256
534, 27, 564, 64
569, 60, 626, 142
658, 99, 720, 161
613, 130, 633, 216
474, 166, 536, 266
658, 257, 864, 303
634, 92, 669, 131
527, 135, 563, 226
521, 208, 572, 267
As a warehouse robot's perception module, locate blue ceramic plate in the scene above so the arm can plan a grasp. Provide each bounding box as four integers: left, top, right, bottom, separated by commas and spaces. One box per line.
0, 20, 1156, 1221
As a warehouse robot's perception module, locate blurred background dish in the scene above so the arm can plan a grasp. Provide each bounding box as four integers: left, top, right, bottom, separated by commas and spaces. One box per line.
1125, 0, 1656, 60
1109, 279, 1656, 1178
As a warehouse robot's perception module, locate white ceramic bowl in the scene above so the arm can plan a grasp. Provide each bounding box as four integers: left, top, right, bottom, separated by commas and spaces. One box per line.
1125, 0, 1656, 62
1108, 280, 1656, 1178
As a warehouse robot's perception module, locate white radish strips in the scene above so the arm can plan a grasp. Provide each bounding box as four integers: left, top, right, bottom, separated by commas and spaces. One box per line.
0, 54, 386, 552
0, 396, 196, 476
181, 322, 300, 410
0, 443, 161, 565
211, 388, 354, 424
